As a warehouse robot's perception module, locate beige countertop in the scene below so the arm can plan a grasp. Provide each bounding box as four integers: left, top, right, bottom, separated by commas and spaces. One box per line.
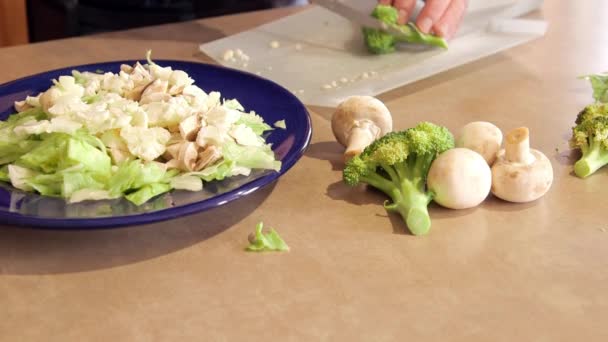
1, 2, 607, 341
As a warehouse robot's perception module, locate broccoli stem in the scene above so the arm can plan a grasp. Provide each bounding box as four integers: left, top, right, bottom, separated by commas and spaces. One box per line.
574, 141, 608, 178
385, 178, 432, 235
394, 23, 448, 49
363, 169, 432, 236
384, 182, 431, 235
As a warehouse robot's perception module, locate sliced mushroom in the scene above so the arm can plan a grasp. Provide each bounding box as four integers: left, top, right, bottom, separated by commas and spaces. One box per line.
331, 96, 392, 161
14, 100, 33, 113
109, 148, 131, 165
196, 125, 223, 148
131, 62, 151, 80
195, 146, 222, 171
168, 85, 186, 96
120, 64, 134, 73
163, 143, 182, 161
124, 81, 153, 102
140, 79, 171, 104
39, 88, 62, 113
179, 115, 201, 141
177, 141, 199, 171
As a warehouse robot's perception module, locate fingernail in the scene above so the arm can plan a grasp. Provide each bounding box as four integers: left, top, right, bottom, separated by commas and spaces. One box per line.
398, 9, 408, 24
436, 23, 450, 38
417, 17, 433, 33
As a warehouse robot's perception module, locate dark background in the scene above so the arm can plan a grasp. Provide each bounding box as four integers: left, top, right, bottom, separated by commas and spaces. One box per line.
27, 0, 306, 43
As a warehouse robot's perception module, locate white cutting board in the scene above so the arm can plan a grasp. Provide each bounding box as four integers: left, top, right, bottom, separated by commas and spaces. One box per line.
199, 0, 546, 107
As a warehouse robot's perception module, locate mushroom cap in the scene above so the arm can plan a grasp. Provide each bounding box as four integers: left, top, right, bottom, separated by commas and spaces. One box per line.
427, 148, 492, 209
331, 95, 392, 147
456, 121, 503, 165
491, 148, 553, 203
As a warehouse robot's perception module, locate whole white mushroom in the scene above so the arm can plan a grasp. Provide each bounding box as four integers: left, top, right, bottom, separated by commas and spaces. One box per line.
456, 121, 503, 165
332, 96, 392, 161
427, 148, 492, 209
491, 127, 553, 203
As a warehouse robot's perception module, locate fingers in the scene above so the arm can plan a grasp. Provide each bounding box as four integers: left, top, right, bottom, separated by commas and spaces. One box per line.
415, 0, 452, 34
392, 0, 418, 24
435, 0, 468, 39
378, 0, 392, 5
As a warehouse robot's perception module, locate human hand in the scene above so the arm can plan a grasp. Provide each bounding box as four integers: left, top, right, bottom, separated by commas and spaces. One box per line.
378, 0, 468, 39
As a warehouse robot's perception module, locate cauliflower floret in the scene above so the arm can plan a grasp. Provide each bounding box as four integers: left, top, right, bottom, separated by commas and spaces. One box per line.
48, 93, 88, 118
143, 96, 192, 127
120, 126, 171, 161
204, 106, 241, 132
168, 70, 194, 95
101, 72, 133, 95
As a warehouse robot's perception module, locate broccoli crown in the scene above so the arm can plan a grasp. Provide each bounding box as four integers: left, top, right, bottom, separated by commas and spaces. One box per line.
362, 5, 448, 54
361, 5, 399, 54
571, 115, 608, 178
372, 4, 399, 24
575, 102, 608, 124
344, 122, 454, 186
362, 27, 396, 54
342, 122, 454, 235
571, 116, 608, 151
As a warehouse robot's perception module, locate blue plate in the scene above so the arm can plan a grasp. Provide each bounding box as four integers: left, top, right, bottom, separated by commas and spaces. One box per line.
0, 60, 312, 229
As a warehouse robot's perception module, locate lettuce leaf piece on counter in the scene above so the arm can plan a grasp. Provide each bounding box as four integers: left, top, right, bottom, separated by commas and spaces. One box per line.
246, 222, 289, 252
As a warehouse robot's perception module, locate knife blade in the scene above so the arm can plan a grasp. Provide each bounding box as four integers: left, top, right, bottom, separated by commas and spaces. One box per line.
311, 0, 402, 35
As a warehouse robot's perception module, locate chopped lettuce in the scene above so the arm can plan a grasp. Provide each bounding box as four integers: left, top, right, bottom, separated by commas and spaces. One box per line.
223, 99, 244, 111
237, 112, 272, 135
223, 140, 281, 172
246, 222, 289, 252
120, 126, 170, 161
0, 165, 8, 182
170, 174, 203, 191
107, 159, 167, 196
125, 183, 171, 205
273, 120, 286, 129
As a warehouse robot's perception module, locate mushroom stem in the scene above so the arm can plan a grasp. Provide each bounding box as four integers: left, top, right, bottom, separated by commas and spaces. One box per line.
505, 127, 534, 164
344, 123, 379, 159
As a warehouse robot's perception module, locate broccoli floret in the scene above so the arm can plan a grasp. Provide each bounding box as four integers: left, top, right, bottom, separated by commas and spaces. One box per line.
571, 116, 608, 178
362, 5, 448, 54
575, 102, 608, 124
343, 122, 454, 235
363, 27, 397, 54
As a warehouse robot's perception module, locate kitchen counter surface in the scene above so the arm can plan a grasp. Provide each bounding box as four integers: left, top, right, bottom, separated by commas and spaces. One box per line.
1, 2, 607, 341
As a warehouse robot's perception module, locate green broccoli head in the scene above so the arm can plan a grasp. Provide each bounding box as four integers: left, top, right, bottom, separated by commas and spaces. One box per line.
343, 122, 454, 235
362, 6, 398, 54
362, 27, 397, 54
362, 5, 448, 54
571, 116, 608, 177
575, 102, 608, 124
372, 4, 399, 24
